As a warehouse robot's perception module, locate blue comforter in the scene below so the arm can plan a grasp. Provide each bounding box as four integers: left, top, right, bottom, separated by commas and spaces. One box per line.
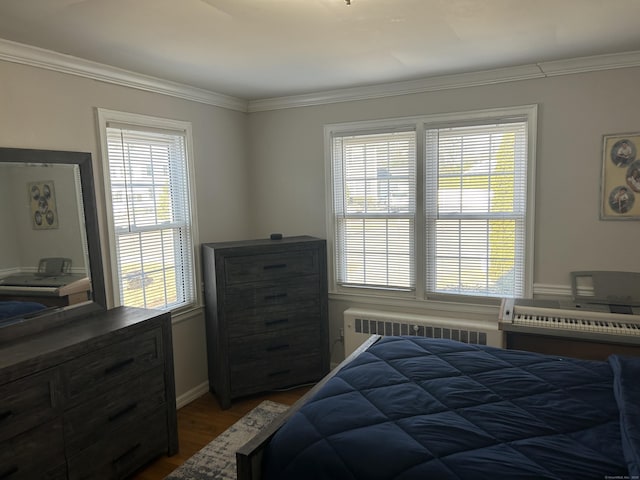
263, 336, 640, 479
0, 300, 46, 322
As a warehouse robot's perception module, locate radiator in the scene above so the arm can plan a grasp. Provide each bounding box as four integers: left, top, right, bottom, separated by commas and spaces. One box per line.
343, 308, 503, 356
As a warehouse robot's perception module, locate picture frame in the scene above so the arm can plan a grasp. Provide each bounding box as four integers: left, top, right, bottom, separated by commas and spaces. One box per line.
28, 180, 59, 229
600, 132, 640, 220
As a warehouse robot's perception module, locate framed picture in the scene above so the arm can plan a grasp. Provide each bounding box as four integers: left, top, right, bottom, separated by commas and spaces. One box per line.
601, 132, 640, 219
28, 180, 59, 229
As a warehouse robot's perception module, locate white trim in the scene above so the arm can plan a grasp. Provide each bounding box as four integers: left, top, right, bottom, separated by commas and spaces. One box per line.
0, 38, 247, 112
175, 381, 209, 409
249, 65, 544, 112
1, 38, 639, 113
328, 282, 578, 317
329, 292, 500, 320
539, 50, 640, 76
249, 52, 640, 111
325, 105, 537, 301
95, 108, 201, 310
524, 106, 538, 298
170, 303, 205, 326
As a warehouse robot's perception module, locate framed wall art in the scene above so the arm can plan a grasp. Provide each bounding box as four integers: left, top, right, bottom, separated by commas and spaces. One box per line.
28, 180, 59, 229
601, 132, 640, 220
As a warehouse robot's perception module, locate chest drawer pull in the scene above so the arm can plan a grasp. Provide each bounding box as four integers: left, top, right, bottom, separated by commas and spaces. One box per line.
264, 293, 288, 301
0, 411, 12, 423
268, 369, 291, 377
266, 344, 290, 352
263, 263, 287, 270
108, 402, 138, 422
112, 442, 141, 465
0, 466, 18, 479
265, 317, 289, 327
104, 357, 135, 376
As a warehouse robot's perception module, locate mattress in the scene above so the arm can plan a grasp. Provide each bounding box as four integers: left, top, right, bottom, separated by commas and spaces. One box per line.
263, 336, 640, 479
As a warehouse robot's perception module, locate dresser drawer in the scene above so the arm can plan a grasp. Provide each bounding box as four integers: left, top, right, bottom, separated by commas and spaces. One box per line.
226, 309, 321, 338
67, 409, 168, 480
224, 276, 320, 312
63, 327, 163, 402
0, 369, 60, 442
230, 353, 324, 398
0, 419, 65, 480
64, 366, 166, 455
224, 250, 319, 285
228, 325, 321, 364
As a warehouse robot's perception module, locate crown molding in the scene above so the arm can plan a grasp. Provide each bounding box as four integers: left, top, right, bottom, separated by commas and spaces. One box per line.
248, 50, 640, 112
0, 38, 248, 112
247, 65, 545, 112
539, 50, 640, 76
2, 37, 639, 114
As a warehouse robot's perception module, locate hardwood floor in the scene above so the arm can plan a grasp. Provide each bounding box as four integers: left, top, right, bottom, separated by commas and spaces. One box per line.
132, 386, 311, 480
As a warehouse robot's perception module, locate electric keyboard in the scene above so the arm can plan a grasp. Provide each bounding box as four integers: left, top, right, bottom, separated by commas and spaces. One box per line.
499, 298, 640, 345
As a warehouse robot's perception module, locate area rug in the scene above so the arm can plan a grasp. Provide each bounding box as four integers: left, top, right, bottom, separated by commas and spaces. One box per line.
165, 400, 288, 480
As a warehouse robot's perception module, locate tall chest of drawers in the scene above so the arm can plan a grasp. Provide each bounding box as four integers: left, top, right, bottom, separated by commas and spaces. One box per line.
0, 306, 178, 479
202, 236, 329, 409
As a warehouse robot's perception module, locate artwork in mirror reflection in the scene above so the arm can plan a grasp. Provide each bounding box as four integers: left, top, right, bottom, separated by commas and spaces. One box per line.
0, 162, 91, 322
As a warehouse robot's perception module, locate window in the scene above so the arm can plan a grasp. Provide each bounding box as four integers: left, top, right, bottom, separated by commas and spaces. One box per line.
98, 109, 198, 311
327, 106, 536, 300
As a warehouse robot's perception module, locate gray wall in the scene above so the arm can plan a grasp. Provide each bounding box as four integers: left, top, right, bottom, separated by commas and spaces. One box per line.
2, 54, 640, 403
0, 59, 250, 404
247, 67, 640, 353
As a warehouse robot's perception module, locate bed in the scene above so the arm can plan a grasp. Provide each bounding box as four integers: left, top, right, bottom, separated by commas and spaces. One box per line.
237, 335, 640, 480
0, 300, 47, 323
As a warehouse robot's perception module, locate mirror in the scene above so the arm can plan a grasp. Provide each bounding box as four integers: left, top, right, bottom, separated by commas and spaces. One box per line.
0, 147, 106, 335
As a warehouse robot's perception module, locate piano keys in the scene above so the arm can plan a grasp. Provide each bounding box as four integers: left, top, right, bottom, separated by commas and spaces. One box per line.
499, 299, 640, 345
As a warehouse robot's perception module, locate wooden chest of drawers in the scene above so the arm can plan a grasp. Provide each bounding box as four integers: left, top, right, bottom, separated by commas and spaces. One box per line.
0, 306, 177, 479
202, 236, 329, 409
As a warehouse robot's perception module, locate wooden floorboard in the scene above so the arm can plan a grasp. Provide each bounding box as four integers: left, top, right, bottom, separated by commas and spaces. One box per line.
132, 386, 310, 480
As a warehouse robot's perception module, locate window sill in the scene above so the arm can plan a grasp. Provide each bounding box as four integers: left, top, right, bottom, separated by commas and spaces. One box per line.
328, 290, 500, 321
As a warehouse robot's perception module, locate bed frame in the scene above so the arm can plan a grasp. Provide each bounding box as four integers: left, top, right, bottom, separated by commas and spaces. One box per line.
236, 335, 381, 480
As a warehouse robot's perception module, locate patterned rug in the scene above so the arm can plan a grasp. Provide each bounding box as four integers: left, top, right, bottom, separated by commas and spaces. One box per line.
165, 400, 288, 480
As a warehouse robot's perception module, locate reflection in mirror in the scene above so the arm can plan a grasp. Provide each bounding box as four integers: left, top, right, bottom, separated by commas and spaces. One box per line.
0, 148, 106, 336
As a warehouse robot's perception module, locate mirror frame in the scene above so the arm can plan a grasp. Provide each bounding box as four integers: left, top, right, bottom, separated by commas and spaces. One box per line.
0, 147, 106, 333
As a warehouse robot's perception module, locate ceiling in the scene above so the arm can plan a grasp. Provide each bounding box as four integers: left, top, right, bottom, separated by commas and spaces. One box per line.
1, 0, 640, 101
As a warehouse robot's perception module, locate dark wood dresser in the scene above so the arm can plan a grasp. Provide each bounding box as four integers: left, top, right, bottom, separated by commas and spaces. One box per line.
0, 306, 178, 479
202, 236, 329, 409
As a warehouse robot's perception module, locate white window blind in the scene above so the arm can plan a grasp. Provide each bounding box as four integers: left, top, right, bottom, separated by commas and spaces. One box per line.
332, 130, 416, 290
425, 120, 528, 297
105, 126, 196, 310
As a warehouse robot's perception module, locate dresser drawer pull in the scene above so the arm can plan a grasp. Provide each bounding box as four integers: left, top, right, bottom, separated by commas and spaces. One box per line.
268, 369, 291, 377
104, 357, 135, 375
264, 318, 289, 327
112, 443, 141, 465
108, 402, 138, 422
266, 344, 290, 352
264, 293, 288, 301
0, 466, 18, 479
0, 410, 12, 423
263, 263, 287, 270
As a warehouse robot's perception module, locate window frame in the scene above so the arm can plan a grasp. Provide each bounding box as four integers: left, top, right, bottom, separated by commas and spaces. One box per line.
97, 108, 201, 314
325, 105, 537, 302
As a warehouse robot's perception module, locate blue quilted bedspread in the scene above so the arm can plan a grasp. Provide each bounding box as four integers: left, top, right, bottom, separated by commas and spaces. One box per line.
263, 336, 640, 480
0, 300, 46, 322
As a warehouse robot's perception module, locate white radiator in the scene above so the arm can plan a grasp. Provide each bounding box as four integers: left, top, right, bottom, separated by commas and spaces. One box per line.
343, 308, 503, 356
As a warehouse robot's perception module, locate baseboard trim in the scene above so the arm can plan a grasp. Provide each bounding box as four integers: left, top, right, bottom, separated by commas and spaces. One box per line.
176, 381, 210, 409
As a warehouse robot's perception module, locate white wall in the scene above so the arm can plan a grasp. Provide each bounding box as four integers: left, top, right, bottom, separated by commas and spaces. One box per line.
0, 60, 251, 402
247, 67, 640, 357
